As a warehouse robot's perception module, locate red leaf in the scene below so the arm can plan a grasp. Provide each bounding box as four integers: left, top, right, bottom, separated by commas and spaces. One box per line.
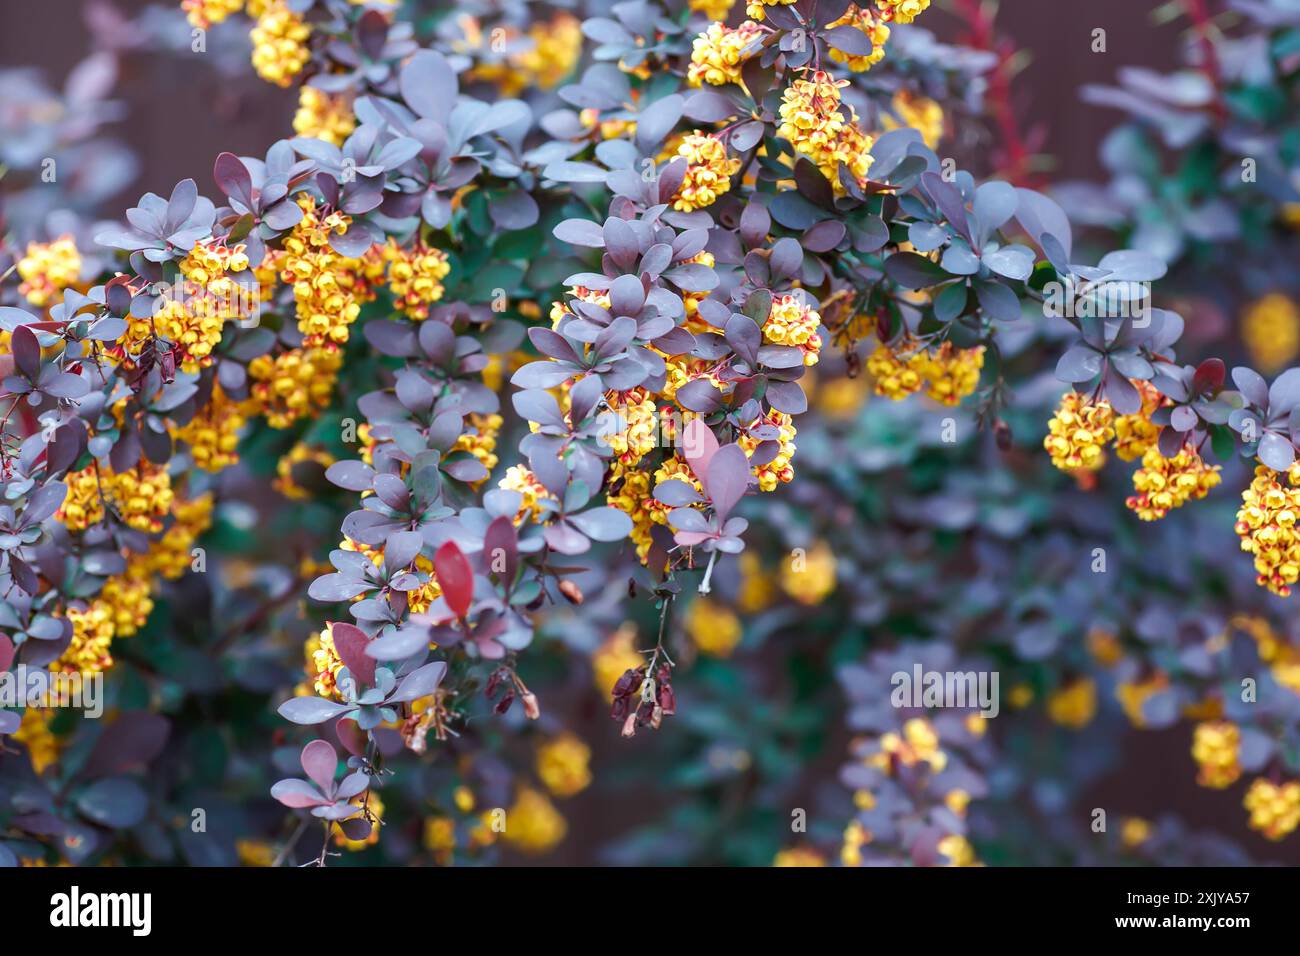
329, 622, 376, 688
680, 416, 719, 478
0, 634, 13, 672
435, 540, 474, 619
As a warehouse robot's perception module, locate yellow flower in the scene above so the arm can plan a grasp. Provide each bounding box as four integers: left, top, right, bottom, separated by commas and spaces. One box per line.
773, 847, 826, 866
781, 541, 836, 604
672, 133, 741, 212
1243, 778, 1300, 840
685, 597, 743, 657
1116, 673, 1168, 728
16, 236, 81, 307
250, 0, 311, 87
518, 13, 583, 90
99, 554, 156, 638
738, 409, 798, 491
777, 70, 875, 192
1112, 379, 1163, 462
246, 345, 342, 428
1232, 614, 1300, 694
108, 461, 175, 534
737, 550, 775, 613
1243, 293, 1300, 375
147, 494, 214, 579
1044, 391, 1115, 474
1121, 817, 1153, 848
745, 0, 796, 21
882, 90, 942, 147
826, 5, 891, 73
937, 833, 979, 866
381, 238, 451, 320
1125, 445, 1221, 521
281, 195, 368, 345
689, 0, 735, 19
536, 733, 593, 797
688, 21, 761, 89
236, 839, 277, 867
182, 0, 243, 29
1192, 721, 1241, 789
1047, 678, 1097, 729
57, 601, 116, 675
1235, 463, 1300, 596
174, 384, 245, 472
913, 342, 984, 405
57, 466, 106, 531
14, 708, 60, 775
763, 294, 823, 366
875, 0, 931, 24
502, 787, 566, 854
293, 87, 355, 146
497, 465, 554, 525
871, 717, 946, 773
867, 340, 926, 400
600, 388, 659, 467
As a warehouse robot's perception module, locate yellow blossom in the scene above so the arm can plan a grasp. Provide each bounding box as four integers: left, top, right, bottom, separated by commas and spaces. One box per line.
536, 733, 593, 797
781, 540, 836, 604
16, 236, 81, 307
1192, 721, 1242, 789
685, 597, 743, 657
1044, 391, 1115, 474
671, 133, 740, 212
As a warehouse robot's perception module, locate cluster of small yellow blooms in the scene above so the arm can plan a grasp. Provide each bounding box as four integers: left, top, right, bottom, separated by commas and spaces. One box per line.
1231, 614, 1300, 693
882, 90, 943, 148
579, 107, 637, 141
497, 465, 554, 525
1242, 292, 1300, 375
536, 733, 593, 797
147, 493, 214, 579
826, 5, 891, 72
182, 0, 243, 29
738, 409, 797, 491
745, 0, 796, 21
274, 443, 335, 499
108, 461, 175, 534
866, 338, 983, 405
549, 284, 611, 328
875, 0, 931, 23
1046, 677, 1097, 729
870, 717, 947, 772
56, 466, 106, 531
16, 236, 81, 307
1243, 778, 1300, 840
688, 21, 762, 88
600, 389, 659, 467
122, 239, 251, 372
14, 709, 60, 775
280, 195, 369, 346
246, 345, 343, 428
777, 70, 875, 193
300, 623, 346, 700
293, 87, 355, 146
1191, 721, 1242, 789
763, 295, 823, 366
689, 0, 736, 19
1043, 392, 1115, 474
99, 555, 156, 637
1235, 463, 1300, 596
1116, 672, 1169, 728
772, 847, 827, 866
592, 624, 645, 701
250, 0, 311, 87
606, 462, 657, 561
1113, 380, 1163, 461
671, 133, 741, 212
501, 787, 567, 854
913, 342, 984, 405
334, 792, 384, 850
781, 540, 837, 604
684, 597, 743, 657
462, 13, 582, 95
174, 384, 245, 471
379, 239, 451, 320
58, 601, 116, 674
452, 413, 504, 479
517, 13, 583, 91
1125, 445, 1221, 521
